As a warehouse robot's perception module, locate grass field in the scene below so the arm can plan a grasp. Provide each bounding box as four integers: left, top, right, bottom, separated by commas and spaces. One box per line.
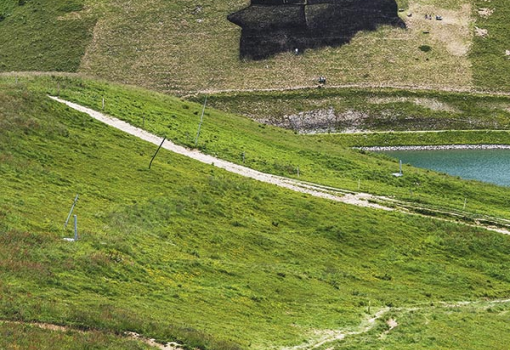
78, 0, 476, 93
1, 76, 510, 349
2, 0, 510, 348
1, 0, 510, 93
0, 0, 95, 72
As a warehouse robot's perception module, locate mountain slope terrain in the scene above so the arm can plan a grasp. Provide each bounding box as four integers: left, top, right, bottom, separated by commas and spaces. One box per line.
1, 76, 510, 349
1, 0, 509, 93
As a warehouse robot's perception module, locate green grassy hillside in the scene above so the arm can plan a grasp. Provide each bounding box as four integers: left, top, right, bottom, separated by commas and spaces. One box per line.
18, 74, 510, 219
2, 0, 510, 348
1, 0, 510, 93
1, 76, 510, 349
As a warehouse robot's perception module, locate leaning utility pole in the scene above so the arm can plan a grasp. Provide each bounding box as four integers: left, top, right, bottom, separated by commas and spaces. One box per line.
64, 194, 79, 230
149, 137, 167, 169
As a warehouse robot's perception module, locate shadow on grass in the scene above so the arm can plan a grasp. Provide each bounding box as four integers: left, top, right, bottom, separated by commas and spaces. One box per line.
228, 0, 405, 60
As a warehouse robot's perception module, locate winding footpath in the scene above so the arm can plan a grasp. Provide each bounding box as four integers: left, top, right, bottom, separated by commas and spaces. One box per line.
3, 298, 509, 350
49, 96, 510, 235
284, 298, 510, 350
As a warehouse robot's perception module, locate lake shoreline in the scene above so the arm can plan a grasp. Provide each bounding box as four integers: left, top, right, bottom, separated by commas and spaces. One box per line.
358, 144, 510, 152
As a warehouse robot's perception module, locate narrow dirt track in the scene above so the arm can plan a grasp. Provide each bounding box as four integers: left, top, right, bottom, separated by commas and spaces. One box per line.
184, 83, 510, 98
284, 298, 510, 350
3, 297, 510, 349
0, 320, 183, 350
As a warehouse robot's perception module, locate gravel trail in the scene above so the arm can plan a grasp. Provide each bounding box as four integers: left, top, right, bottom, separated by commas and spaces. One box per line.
49, 96, 388, 210
48, 96, 510, 235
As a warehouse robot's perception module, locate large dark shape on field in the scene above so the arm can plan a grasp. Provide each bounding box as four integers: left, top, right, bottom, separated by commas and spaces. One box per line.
228, 0, 405, 60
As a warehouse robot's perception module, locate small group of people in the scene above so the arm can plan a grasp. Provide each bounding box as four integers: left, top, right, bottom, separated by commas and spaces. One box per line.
424, 14, 442, 20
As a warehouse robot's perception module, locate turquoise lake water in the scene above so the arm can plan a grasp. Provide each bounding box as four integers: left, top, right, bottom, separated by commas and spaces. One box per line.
381, 149, 510, 187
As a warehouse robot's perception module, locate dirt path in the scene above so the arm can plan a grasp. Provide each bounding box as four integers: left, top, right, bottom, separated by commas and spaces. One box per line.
282, 308, 390, 350
48, 96, 388, 210
3, 71, 510, 98
0, 320, 183, 350
183, 83, 510, 99
284, 298, 510, 350
48, 96, 510, 235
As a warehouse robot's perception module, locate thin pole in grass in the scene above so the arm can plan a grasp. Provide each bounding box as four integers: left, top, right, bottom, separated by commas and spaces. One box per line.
73, 215, 78, 241
195, 96, 208, 147
64, 194, 79, 230
149, 137, 166, 169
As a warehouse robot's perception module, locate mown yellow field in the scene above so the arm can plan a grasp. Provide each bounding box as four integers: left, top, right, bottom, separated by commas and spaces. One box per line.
79, 0, 476, 94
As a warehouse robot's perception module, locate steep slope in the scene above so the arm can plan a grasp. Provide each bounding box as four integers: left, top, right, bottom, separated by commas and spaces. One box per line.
1, 76, 510, 349
24, 75, 510, 219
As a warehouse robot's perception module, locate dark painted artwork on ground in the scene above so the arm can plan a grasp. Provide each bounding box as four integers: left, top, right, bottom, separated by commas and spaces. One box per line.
228, 0, 406, 60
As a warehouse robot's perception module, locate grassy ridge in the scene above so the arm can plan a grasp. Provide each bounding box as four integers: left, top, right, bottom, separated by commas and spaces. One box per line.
18, 75, 510, 220
202, 88, 510, 133
2, 77, 510, 349
202, 88, 510, 150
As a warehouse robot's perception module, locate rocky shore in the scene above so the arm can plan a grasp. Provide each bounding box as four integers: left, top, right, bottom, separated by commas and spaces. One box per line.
358, 144, 510, 151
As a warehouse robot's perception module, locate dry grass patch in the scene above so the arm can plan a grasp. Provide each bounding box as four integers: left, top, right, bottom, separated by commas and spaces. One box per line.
368, 97, 459, 112
78, 0, 474, 94
475, 27, 488, 37
406, 2, 472, 56
477, 7, 494, 19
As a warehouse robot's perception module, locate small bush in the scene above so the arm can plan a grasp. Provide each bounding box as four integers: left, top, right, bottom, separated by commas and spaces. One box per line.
419, 45, 432, 53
